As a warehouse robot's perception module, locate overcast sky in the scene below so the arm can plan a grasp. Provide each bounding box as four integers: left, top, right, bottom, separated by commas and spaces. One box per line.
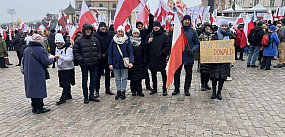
0, 0, 201, 23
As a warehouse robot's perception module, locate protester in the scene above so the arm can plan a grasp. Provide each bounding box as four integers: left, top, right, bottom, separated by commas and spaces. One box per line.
108, 25, 134, 100
260, 25, 280, 70
54, 33, 75, 105
0, 34, 8, 68
94, 22, 115, 98
47, 29, 57, 68
22, 34, 54, 114
235, 24, 246, 61
73, 23, 101, 104
198, 22, 217, 91
173, 15, 200, 96
136, 14, 154, 90
128, 28, 146, 97
275, 19, 285, 68
209, 21, 232, 100
12, 30, 22, 66
247, 21, 265, 67
146, 21, 171, 96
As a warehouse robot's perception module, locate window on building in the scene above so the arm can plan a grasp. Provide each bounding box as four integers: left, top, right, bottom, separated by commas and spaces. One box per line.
254, 0, 259, 6
112, 3, 116, 8
283, 0, 285, 6
99, 3, 103, 7
270, 0, 275, 7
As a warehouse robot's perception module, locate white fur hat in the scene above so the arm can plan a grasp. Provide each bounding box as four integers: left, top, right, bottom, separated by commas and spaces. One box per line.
55, 33, 65, 44
132, 28, 140, 35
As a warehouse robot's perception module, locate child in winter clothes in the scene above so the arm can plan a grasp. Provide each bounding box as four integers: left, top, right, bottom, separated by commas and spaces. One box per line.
55, 33, 75, 105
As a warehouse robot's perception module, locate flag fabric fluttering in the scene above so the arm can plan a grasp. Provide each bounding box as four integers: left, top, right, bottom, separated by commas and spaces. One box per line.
166, 12, 188, 88
113, 0, 140, 29
136, 0, 149, 26
78, 0, 96, 31
244, 14, 254, 37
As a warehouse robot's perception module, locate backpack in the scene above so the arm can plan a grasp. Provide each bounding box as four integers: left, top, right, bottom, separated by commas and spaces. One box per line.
261, 33, 272, 47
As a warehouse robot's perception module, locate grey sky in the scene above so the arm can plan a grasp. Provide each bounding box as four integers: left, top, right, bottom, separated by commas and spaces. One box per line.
0, 0, 201, 23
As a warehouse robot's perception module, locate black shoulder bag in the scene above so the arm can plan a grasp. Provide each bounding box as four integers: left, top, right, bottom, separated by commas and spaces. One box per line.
30, 51, 50, 80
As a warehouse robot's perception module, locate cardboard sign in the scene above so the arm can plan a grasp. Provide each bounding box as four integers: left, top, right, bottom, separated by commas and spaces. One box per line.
200, 39, 235, 63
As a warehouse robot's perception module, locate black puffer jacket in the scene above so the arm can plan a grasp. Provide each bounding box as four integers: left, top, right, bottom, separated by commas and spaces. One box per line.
146, 30, 171, 71
93, 30, 112, 64
73, 24, 101, 67
128, 38, 146, 80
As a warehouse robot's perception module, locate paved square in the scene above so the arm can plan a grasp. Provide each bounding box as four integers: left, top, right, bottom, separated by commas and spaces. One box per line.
1, 51, 285, 136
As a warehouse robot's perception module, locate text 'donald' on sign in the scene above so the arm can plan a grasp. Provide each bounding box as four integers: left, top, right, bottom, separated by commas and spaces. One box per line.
200, 39, 235, 63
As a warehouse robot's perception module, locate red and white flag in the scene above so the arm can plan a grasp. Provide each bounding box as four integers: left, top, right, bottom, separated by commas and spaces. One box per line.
155, 0, 171, 22
234, 14, 244, 27
244, 14, 254, 37
123, 18, 131, 32
94, 8, 100, 15
78, 0, 96, 31
113, 0, 140, 29
166, 13, 188, 88
136, 0, 149, 25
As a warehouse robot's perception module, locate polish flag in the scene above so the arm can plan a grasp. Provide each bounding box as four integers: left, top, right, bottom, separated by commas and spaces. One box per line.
113, 0, 140, 29
155, 0, 171, 22
0, 27, 7, 40
234, 14, 244, 27
78, 0, 96, 31
123, 18, 131, 32
244, 14, 254, 37
136, 0, 149, 25
166, 13, 188, 88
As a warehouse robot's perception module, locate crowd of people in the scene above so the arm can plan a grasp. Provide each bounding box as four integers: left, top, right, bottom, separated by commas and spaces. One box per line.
1, 14, 285, 114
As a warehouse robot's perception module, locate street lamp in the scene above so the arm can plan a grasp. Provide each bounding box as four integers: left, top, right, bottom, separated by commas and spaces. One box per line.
7, 9, 16, 24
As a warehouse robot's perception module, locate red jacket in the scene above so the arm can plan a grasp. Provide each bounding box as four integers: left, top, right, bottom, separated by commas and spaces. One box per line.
235, 29, 247, 48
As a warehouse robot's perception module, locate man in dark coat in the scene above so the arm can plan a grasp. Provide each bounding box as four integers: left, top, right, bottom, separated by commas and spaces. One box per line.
93, 22, 115, 98
23, 34, 54, 114
12, 30, 22, 66
73, 23, 101, 104
172, 15, 200, 96
47, 29, 56, 68
136, 14, 154, 90
146, 21, 171, 96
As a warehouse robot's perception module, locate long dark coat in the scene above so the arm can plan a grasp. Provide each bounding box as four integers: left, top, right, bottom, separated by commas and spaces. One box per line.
128, 39, 146, 80
23, 41, 53, 98
146, 31, 171, 72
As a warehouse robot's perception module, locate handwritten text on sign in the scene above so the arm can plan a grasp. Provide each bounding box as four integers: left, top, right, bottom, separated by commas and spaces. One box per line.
200, 40, 235, 63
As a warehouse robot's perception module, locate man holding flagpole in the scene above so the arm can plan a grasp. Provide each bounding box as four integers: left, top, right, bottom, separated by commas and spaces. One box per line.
172, 15, 200, 96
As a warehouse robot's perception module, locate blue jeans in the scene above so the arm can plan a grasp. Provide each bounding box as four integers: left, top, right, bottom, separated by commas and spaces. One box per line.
81, 66, 98, 98
113, 69, 128, 92
247, 46, 260, 65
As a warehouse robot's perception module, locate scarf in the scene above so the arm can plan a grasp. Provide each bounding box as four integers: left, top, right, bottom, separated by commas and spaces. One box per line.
217, 28, 231, 40
113, 34, 128, 45
130, 37, 141, 47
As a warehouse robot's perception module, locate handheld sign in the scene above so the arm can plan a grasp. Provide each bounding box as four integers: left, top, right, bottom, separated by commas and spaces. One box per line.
200, 39, 235, 63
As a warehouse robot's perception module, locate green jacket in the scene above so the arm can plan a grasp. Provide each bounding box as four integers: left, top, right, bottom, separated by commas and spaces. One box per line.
0, 38, 7, 57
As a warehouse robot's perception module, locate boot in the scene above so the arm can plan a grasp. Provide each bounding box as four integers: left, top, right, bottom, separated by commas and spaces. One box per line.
66, 91, 72, 100
56, 97, 66, 105
84, 98, 89, 104
36, 108, 51, 114
121, 91, 126, 100
217, 83, 223, 100
163, 90, 167, 96
150, 89, 157, 95
115, 90, 121, 100
201, 84, 206, 91
205, 84, 211, 90
137, 91, 145, 97
184, 90, 190, 96
211, 87, 216, 99
94, 91, 99, 98
172, 88, 180, 95
105, 88, 115, 95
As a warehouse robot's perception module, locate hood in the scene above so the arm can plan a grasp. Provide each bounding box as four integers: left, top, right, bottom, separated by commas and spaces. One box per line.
82, 23, 94, 38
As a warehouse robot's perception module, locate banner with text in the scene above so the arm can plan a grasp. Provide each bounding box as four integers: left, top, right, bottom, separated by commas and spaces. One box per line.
200, 40, 235, 63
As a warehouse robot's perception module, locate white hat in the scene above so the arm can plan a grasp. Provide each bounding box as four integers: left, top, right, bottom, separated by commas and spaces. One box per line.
117, 25, 125, 33
55, 33, 65, 43
132, 28, 140, 35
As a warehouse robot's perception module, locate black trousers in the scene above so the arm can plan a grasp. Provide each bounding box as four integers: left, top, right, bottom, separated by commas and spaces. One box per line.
130, 80, 143, 93
16, 51, 21, 65
58, 69, 74, 99
235, 44, 244, 59
96, 63, 110, 92
144, 69, 151, 86
201, 73, 210, 86
174, 64, 193, 91
258, 50, 263, 64
151, 70, 167, 91
0, 57, 5, 68
31, 98, 44, 110
260, 56, 272, 69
